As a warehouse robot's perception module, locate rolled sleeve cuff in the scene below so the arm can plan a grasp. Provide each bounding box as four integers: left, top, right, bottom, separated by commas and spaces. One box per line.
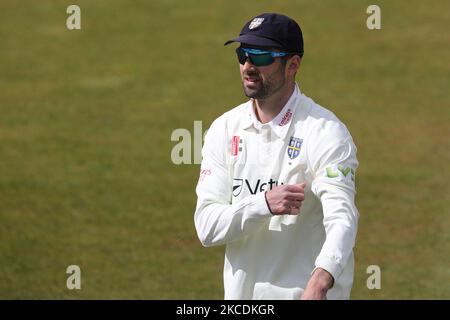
313, 256, 343, 283
247, 192, 273, 218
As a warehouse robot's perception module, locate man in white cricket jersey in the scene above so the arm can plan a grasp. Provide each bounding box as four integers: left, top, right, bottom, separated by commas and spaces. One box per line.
194, 13, 359, 300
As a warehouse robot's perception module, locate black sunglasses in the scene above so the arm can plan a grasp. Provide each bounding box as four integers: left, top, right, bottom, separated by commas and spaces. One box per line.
236, 47, 293, 67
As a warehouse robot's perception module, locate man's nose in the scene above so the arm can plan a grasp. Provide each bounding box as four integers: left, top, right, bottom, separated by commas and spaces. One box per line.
242, 58, 256, 71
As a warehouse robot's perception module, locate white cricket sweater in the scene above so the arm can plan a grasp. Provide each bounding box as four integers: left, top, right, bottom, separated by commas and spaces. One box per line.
194, 84, 359, 299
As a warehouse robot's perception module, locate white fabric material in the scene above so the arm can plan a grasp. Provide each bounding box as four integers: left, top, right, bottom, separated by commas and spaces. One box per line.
194, 84, 359, 300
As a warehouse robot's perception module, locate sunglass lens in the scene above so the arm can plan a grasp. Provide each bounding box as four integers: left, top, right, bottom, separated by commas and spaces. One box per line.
250, 54, 274, 66
235, 48, 274, 66
236, 48, 247, 65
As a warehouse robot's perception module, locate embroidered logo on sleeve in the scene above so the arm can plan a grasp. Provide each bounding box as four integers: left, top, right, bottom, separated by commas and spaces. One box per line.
287, 136, 303, 159
199, 168, 212, 181
326, 165, 355, 181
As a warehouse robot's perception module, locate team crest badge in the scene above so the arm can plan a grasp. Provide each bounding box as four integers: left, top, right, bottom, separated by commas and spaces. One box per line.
287, 136, 303, 159
249, 18, 264, 29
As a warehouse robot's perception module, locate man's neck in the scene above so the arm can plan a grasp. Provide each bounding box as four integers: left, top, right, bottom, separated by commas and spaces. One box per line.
253, 83, 295, 124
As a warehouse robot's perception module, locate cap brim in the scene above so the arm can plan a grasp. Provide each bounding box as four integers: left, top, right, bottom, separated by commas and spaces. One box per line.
224, 34, 282, 48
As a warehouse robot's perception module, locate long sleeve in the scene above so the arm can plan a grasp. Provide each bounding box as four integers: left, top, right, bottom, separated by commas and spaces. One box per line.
194, 118, 272, 247
309, 120, 359, 281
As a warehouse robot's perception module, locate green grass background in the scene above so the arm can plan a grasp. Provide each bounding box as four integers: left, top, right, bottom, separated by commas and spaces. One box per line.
0, 0, 449, 299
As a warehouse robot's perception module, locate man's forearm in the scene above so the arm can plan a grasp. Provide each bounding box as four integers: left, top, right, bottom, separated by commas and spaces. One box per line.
301, 268, 334, 300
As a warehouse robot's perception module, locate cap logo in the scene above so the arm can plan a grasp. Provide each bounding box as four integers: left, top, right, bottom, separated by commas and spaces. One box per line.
249, 18, 264, 30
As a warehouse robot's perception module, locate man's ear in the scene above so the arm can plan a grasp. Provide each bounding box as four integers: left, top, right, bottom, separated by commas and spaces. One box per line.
286, 55, 301, 76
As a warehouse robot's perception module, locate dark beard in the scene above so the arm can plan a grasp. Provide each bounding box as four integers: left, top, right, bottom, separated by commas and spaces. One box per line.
242, 67, 285, 100
243, 82, 269, 99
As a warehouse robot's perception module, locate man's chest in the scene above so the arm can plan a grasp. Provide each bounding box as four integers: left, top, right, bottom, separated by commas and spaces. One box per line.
229, 126, 313, 201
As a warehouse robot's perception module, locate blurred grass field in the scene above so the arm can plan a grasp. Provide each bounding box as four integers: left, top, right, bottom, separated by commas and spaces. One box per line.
0, 0, 449, 299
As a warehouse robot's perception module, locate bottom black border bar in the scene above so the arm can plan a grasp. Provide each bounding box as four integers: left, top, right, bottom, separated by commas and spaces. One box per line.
1, 300, 447, 318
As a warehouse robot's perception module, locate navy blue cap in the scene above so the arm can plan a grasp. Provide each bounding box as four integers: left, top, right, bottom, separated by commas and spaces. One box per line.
224, 13, 304, 56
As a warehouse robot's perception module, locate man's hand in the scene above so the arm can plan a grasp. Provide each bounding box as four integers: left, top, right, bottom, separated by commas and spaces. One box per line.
301, 268, 334, 300
265, 183, 305, 215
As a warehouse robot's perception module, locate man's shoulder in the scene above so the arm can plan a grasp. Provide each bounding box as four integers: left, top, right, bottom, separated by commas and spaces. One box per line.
300, 94, 341, 124
298, 93, 352, 140
208, 101, 250, 131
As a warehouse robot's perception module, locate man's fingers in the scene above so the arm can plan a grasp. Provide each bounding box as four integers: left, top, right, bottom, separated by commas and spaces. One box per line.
286, 199, 302, 208
284, 183, 306, 193
286, 193, 305, 201
288, 206, 301, 215
267, 183, 307, 215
